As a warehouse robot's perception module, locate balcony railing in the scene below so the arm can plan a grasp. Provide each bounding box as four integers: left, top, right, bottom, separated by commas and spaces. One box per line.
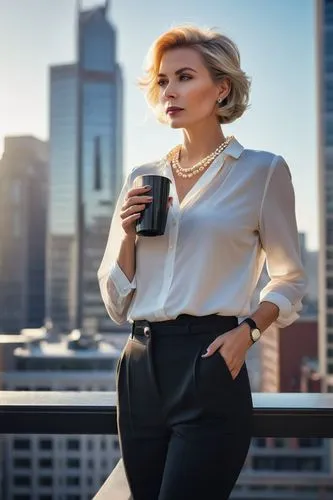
1, 392, 333, 499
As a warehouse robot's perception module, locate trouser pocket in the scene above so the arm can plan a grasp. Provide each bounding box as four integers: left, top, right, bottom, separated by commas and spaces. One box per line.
193, 343, 253, 422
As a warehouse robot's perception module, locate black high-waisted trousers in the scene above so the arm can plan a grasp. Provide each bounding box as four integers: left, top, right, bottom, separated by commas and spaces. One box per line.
116, 313, 253, 500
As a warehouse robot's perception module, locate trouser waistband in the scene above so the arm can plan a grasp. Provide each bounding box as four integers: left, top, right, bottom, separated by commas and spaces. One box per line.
131, 314, 238, 338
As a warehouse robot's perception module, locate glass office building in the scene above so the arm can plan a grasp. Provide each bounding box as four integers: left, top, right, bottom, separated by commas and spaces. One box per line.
47, 3, 123, 332
318, 0, 333, 389
0, 137, 48, 332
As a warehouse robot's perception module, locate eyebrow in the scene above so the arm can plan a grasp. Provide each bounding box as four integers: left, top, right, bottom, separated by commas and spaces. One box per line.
157, 67, 197, 77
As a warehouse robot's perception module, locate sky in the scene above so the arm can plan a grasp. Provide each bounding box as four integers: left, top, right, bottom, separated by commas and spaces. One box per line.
0, 0, 317, 249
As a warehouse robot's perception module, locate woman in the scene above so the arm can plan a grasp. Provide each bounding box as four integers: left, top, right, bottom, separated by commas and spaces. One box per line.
98, 24, 307, 500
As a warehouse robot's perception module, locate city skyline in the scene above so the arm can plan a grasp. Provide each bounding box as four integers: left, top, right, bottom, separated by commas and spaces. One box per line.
0, 0, 317, 249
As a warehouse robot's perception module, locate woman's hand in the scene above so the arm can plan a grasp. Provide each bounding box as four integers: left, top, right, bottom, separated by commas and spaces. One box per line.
201, 324, 253, 380
120, 185, 153, 239
120, 185, 173, 240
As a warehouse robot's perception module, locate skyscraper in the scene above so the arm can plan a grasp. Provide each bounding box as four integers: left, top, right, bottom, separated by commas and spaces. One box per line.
47, 1, 124, 332
0, 136, 48, 332
317, 0, 333, 390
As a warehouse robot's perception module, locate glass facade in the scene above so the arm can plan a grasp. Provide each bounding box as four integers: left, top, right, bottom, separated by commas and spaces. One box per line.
318, 0, 333, 385
47, 64, 78, 329
0, 138, 48, 332
47, 6, 123, 332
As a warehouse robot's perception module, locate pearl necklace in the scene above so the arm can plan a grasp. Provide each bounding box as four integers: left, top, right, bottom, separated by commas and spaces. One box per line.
167, 135, 234, 178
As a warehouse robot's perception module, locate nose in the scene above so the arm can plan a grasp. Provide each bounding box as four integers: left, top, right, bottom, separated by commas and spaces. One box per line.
162, 83, 177, 100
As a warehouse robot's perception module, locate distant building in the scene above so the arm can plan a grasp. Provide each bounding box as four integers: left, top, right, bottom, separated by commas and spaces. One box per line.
260, 317, 318, 393
298, 232, 318, 316
317, 0, 333, 390
0, 322, 121, 499
233, 436, 333, 500
47, 1, 124, 333
0, 136, 48, 333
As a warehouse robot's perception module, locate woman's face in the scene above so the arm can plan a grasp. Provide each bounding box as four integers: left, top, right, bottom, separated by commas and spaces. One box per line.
157, 47, 226, 129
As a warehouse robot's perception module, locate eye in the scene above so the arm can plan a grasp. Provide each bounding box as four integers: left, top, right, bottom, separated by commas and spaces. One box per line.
180, 74, 192, 81
157, 79, 167, 87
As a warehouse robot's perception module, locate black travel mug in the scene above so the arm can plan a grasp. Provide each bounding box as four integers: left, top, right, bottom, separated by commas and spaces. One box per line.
134, 175, 171, 236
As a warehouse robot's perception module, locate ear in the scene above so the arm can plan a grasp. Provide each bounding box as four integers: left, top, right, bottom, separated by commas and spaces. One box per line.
217, 77, 231, 102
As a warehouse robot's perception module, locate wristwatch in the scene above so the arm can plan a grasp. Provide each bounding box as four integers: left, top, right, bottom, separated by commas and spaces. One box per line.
240, 317, 261, 343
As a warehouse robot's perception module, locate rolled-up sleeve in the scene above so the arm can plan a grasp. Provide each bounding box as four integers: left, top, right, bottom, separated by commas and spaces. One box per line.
97, 169, 137, 325
258, 155, 308, 328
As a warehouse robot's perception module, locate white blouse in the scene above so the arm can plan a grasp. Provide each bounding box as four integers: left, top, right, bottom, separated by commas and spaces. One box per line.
97, 137, 307, 329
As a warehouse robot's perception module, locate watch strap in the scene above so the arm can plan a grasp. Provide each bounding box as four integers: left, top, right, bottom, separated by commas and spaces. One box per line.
241, 317, 259, 331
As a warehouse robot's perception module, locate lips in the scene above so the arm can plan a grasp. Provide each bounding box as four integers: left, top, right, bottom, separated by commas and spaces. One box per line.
166, 107, 184, 115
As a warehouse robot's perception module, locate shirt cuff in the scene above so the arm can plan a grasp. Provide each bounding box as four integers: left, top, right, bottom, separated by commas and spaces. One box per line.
259, 291, 302, 328
109, 261, 137, 298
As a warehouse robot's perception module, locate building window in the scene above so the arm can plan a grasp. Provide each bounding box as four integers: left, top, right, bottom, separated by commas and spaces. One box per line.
14, 458, 31, 468
39, 458, 53, 468
297, 457, 322, 471
67, 439, 80, 451
252, 437, 266, 447
327, 315, 333, 327
39, 476, 53, 487
274, 437, 285, 447
325, 30, 333, 55
327, 248, 333, 260
66, 476, 80, 486
298, 438, 323, 448
67, 458, 80, 468
13, 476, 31, 487
13, 439, 30, 450
326, 121, 333, 147
327, 277, 333, 289
39, 439, 52, 450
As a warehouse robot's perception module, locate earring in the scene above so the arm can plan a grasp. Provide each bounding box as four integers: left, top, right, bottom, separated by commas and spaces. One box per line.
217, 97, 223, 104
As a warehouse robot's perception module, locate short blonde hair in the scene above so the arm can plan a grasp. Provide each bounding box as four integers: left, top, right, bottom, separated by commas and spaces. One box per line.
138, 24, 251, 125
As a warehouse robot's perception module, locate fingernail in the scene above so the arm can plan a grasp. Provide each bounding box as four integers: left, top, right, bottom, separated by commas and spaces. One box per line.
201, 348, 210, 358
144, 185, 151, 189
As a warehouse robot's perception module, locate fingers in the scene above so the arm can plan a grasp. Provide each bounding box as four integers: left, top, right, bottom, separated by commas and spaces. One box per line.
123, 195, 153, 211
127, 185, 151, 199
218, 348, 243, 380
120, 203, 149, 220
201, 334, 224, 357
121, 212, 141, 231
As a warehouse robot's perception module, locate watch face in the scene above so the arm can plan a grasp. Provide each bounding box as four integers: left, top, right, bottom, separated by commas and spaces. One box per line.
251, 328, 261, 342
